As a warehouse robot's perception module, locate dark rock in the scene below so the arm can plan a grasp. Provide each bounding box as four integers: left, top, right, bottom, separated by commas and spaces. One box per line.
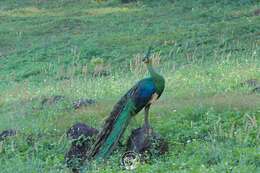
65, 123, 98, 172
0, 129, 17, 141
65, 143, 89, 173
127, 127, 168, 160
252, 86, 260, 93
254, 9, 260, 16
121, 0, 137, 3
56, 76, 70, 81
92, 70, 110, 77
240, 79, 259, 87
41, 95, 65, 106
72, 99, 96, 109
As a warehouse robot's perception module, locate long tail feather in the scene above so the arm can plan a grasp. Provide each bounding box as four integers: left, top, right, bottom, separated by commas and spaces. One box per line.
87, 99, 135, 160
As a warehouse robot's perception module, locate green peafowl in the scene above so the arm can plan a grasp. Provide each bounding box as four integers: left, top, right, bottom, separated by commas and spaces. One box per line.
87, 47, 165, 160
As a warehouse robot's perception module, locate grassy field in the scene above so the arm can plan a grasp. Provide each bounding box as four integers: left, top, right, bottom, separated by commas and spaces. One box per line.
0, 0, 260, 172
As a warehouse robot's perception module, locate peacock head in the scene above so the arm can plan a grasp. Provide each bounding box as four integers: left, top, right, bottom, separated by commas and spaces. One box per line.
142, 46, 152, 64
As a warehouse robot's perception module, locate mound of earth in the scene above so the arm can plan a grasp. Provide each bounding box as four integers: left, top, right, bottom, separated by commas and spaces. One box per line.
126, 126, 168, 160
65, 123, 99, 173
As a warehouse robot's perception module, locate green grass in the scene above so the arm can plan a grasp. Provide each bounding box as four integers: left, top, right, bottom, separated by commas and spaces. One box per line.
0, 0, 259, 172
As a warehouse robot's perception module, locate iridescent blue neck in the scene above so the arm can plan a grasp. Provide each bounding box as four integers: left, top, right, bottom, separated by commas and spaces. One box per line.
146, 63, 165, 94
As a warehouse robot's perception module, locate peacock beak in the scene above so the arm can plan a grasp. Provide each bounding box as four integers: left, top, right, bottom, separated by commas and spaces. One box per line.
142, 46, 153, 63
142, 58, 149, 63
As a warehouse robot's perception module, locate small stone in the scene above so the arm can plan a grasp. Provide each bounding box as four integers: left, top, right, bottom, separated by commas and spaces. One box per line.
41, 95, 65, 106
72, 99, 96, 109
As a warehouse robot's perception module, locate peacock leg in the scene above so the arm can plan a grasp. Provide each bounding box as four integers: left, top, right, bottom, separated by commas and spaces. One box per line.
144, 105, 152, 135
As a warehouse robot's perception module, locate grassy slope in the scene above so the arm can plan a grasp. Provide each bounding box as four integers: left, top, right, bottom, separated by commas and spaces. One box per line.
0, 0, 259, 172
